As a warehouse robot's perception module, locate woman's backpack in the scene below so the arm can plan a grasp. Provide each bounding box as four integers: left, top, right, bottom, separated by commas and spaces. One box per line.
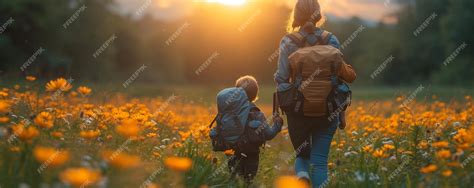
282, 30, 352, 117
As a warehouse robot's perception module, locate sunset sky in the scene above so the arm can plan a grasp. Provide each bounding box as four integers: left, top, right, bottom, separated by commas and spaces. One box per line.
115, 0, 398, 24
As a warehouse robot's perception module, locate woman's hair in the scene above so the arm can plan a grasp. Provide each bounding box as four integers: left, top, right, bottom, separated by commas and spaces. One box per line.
235, 75, 259, 102
286, 0, 326, 33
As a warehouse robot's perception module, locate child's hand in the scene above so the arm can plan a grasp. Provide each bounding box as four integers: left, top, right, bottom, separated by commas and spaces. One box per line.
272, 115, 283, 126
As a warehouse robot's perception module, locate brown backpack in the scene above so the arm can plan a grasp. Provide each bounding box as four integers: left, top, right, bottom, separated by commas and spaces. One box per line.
287, 31, 344, 117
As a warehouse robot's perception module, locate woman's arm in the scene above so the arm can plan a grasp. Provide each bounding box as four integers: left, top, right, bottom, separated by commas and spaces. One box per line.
328, 34, 357, 83
274, 36, 298, 91
339, 62, 357, 83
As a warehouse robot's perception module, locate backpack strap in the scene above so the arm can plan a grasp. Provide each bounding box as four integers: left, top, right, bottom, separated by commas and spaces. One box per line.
249, 103, 261, 112
286, 32, 306, 48
208, 114, 218, 128
318, 30, 333, 45
288, 30, 333, 47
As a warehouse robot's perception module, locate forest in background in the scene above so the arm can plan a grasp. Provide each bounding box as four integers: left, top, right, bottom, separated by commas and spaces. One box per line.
0, 0, 473, 86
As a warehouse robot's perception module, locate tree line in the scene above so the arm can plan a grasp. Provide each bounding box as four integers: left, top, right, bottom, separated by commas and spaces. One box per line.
0, 0, 472, 86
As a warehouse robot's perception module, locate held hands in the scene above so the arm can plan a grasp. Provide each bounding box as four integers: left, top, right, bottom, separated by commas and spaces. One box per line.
272, 114, 284, 127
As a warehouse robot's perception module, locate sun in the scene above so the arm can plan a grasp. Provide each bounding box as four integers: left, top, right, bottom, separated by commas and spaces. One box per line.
206, 0, 247, 6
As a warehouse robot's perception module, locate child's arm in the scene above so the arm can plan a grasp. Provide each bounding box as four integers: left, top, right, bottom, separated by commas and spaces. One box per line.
253, 111, 282, 140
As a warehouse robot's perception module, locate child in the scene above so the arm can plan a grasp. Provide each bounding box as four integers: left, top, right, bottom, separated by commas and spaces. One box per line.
209, 75, 283, 183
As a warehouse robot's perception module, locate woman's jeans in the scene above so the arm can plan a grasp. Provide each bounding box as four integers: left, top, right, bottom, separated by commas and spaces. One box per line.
287, 112, 338, 187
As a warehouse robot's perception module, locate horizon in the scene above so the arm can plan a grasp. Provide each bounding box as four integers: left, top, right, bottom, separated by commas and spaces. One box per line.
114, 0, 399, 24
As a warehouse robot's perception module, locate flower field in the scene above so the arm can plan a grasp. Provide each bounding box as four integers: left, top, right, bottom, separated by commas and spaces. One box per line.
0, 78, 473, 188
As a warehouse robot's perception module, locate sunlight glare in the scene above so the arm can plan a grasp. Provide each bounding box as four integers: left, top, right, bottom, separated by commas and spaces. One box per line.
206, 0, 247, 6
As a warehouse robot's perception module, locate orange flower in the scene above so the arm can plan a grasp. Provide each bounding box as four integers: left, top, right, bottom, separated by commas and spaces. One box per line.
11, 123, 39, 141
152, 151, 161, 158
274, 176, 309, 188
432, 141, 449, 148
224, 149, 235, 156
418, 140, 429, 149
80, 129, 101, 139
102, 150, 141, 169
0, 116, 9, 123
372, 149, 387, 158
60, 168, 101, 187
34, 112, 54, 128
436, 149, 451, 159
33, 146, 70, 167
77, 86, 92, 96
0, 91, 8, 97
447, 162, 462, 168
382, 144, 395, 150
362, 145, 373, 153
146, 132, 157, 138
116, 119, 140, 138
164, 157, 192, 172
46, 78, 72, 92
51, 131, 64, 138
0, 100, 10, 114
442, 170, 452, 177
420, 164, 438, 174
26, 76, 36, 81
10, 146, 21, 152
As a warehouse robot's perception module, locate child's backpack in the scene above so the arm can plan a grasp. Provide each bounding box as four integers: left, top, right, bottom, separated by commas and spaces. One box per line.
209, 87, 266, 152
284, 30, 352, 117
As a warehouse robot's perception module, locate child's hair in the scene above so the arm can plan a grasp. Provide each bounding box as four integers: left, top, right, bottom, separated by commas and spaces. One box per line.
235, 75, 259, 102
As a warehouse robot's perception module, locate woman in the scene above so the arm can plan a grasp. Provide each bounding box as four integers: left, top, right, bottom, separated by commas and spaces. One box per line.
274, 0, 355, 187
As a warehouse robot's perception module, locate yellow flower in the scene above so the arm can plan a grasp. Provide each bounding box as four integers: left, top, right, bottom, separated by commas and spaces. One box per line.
274, 176, 309, 188
77, 86, 92, 96
102, 150, 141, 169
46, 78, 72, 92
328, 162, 336, 169
33, 146, 70, 167
432, 141, 449, 148
420, 164, 438, 174
60, 168, 101, 187
0, 100, 10, 114
436, 149, 451, 159
34, 112, 54, 128
164, 157, 192, 172
116, 119, 141, 138
442, 170, 452, 177
26, 76, 36, 81
80, 129, 100, 139
11, 123, 40, 141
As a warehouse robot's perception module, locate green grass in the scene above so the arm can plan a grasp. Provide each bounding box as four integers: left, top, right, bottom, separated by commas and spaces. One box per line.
114, 84, 474, 105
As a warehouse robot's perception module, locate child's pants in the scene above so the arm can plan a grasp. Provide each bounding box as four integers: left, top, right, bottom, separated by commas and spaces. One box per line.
228, 150, 260, 183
